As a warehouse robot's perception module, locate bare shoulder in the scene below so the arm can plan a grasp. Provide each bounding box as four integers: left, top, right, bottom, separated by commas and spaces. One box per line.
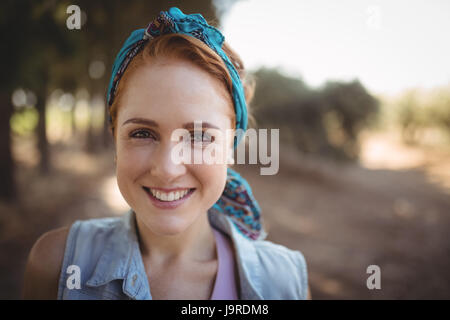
22, 226, 70, 300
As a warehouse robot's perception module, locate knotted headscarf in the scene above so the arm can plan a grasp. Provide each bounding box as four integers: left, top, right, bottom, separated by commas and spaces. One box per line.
107, 7, 265, 240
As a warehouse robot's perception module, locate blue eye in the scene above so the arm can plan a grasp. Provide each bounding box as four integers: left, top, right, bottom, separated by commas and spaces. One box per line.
130, 129, 156, 139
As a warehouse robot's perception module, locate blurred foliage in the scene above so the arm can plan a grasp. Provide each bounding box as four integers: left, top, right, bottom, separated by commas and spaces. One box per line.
393, 87, 450, 145
2, 0, 221, 142
10, 107, 39, 137
251, 68, 380, 161
1, 0, 221, 99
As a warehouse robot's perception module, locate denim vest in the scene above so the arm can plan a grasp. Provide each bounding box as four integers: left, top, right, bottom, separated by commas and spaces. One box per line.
57, 209, 308, 300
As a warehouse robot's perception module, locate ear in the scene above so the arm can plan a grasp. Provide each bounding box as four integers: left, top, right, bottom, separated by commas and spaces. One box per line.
110, 126, 117, 150
111, 130, 117, 166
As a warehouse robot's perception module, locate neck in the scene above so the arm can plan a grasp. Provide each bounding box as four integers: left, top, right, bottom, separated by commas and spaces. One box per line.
135, 211, 216, 264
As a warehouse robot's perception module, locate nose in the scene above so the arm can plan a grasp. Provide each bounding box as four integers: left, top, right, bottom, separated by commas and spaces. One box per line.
149, 140, 187, 183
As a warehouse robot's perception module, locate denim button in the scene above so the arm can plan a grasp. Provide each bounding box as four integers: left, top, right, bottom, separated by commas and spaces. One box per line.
132, 274, 138, 286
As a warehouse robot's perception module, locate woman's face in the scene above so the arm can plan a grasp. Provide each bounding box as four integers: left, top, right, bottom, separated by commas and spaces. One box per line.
115, 57, 234, 236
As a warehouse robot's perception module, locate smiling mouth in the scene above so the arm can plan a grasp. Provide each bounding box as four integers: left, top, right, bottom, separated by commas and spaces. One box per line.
142, 187, 196, 202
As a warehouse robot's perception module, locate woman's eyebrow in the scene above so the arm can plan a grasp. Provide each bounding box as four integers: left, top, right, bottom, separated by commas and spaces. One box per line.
122, 117, 159, 127
121, 118, 219, 130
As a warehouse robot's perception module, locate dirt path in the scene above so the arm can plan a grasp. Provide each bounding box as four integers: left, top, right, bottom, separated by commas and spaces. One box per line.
238, 132, 450, 299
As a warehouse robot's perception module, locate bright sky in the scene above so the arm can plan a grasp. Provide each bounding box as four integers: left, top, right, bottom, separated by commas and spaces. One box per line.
220, 0, 450, 95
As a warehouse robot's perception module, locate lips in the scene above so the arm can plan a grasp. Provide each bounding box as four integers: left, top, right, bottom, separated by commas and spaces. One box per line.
142, 186, 195, 209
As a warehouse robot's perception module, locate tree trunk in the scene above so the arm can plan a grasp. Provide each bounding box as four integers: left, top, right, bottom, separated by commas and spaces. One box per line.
71, 103, 77, 138
0, 91, 16, 202
35, 89, 50, 174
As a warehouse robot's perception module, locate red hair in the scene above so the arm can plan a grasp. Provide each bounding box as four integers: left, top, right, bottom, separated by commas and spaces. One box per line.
109, 33, 255, 139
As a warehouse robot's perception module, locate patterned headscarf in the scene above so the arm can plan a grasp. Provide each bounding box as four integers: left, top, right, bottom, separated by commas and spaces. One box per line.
107, 7, 265, 240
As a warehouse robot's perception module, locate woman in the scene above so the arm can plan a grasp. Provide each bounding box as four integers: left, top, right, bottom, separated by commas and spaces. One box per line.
22, 7, 310, 300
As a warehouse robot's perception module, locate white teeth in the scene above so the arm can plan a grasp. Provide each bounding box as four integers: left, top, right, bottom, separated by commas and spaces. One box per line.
148, 188, 191, 202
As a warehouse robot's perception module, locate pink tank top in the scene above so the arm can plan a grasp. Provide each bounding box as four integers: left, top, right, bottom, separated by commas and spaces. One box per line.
210, 228, 239, 300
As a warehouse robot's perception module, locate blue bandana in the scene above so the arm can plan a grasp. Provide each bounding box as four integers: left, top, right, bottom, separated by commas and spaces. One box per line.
106, 7, 265, 240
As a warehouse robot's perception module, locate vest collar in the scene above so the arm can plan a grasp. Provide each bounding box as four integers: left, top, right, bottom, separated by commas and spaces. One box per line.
85, 209, 151, 299
85, 209, 263, 299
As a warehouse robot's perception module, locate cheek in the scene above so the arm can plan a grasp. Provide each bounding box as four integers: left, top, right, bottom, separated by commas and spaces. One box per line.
115, 142, 152, 185
191, 163, 228, 200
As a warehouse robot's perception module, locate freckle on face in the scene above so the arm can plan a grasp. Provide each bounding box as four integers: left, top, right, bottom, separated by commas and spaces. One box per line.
115, 57, 234, 236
